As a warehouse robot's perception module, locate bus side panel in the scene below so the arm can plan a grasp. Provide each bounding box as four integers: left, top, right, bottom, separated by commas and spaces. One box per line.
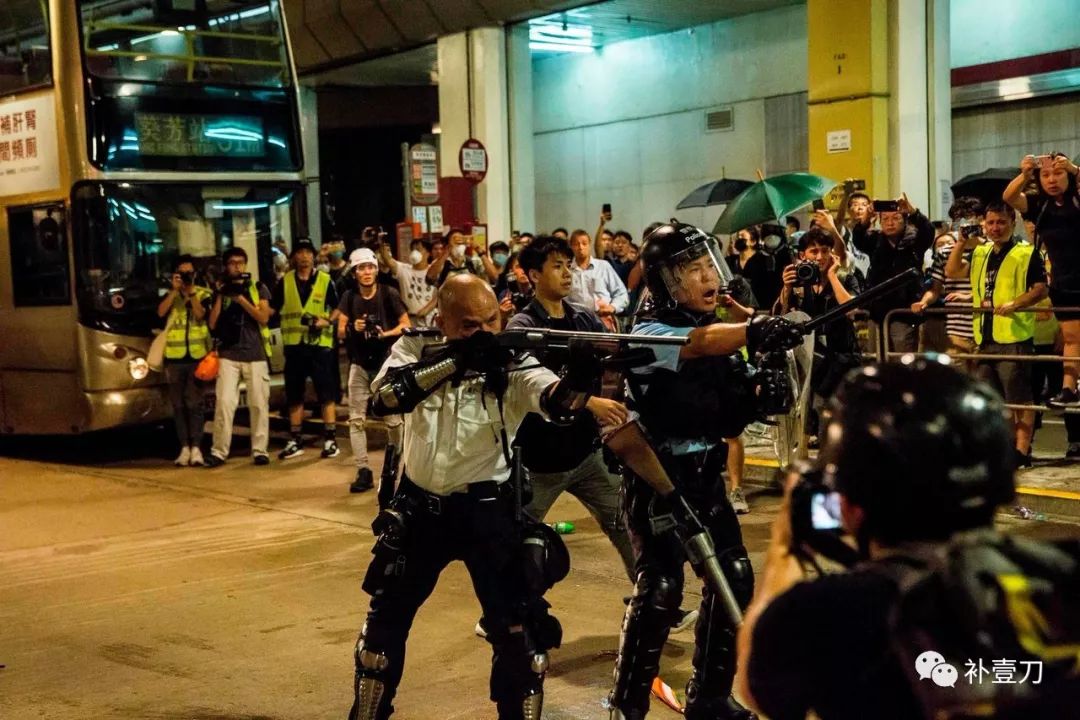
1, 369, 86, 434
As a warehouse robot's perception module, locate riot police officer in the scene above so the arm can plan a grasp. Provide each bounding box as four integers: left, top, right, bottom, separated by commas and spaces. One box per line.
609, 222, 803, 720
348, 274, 595, 720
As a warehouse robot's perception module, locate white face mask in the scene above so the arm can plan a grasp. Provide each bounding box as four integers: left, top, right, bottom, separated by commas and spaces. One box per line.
409, 250, 424, 265
317, 263, 330, 273
450, 244, 466, 260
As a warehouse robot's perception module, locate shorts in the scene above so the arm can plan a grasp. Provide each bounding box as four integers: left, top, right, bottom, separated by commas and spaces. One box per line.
284, 344, 337, 405
1049, 286, 1080, 322
975, 341, 1033, 405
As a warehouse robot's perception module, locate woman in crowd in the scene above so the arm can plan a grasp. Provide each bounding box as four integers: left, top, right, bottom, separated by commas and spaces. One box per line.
1005, 153, 1080, 406
728, 226, 770, 308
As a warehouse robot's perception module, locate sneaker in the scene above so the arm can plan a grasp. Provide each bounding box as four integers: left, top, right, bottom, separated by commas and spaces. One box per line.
174, 446, 191, 466
188, 446, 205, 467
671, 608, 698, 633
321, 439, 340, 459
729, 487, 750, 515
350, 467, 374, 493
204, 453, 226, 468
474, 617, 488, 639
278, 439, 304, 460
1067, 443, 1080, 459
1048, 388, 1080, 408
253, 453, 270, 466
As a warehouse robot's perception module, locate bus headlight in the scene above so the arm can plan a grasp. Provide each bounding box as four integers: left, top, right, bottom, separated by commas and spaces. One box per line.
128, 357, 150, 380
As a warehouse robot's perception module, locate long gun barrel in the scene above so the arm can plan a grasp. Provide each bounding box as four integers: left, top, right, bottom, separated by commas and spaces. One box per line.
498, 327, 689, 350
802, 267, 921, 334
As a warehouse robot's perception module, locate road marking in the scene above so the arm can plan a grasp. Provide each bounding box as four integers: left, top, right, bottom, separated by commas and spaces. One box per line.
1016, 486, 1080, 501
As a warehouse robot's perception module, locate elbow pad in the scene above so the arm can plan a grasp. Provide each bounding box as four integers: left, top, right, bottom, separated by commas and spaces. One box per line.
372, 354, 461, 416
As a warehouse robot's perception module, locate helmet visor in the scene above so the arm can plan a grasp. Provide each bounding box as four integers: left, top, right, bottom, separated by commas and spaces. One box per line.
657, 236, 735, 302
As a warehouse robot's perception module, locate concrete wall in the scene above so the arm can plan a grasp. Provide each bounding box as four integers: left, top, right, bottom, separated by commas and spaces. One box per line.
530, 5, 808, 238
953, 95, 1080, 180
951, 0, 1080, 67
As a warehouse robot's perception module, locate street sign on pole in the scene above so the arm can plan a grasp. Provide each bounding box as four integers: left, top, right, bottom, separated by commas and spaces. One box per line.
458, 138, 488, 184
409, 143, 439, 204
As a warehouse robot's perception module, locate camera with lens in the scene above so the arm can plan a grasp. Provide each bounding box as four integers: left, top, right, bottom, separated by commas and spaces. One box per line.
362, 321, 381, 342
222, 272, 251, 296
788, 463, 858, 566
959, 222, 982, 240
179, 271, 195, 284
794, 260, 822, 286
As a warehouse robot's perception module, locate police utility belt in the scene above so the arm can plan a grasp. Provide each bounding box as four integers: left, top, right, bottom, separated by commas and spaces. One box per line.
397, 474, 512, 515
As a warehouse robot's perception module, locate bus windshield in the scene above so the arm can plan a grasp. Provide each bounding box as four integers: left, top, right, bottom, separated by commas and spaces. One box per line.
73, 182, 301, 336
79, 0, 289, 88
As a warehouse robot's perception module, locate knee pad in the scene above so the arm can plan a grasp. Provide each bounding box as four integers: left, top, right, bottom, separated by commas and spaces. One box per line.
351, 637, 391, 720
718, 547, 754, 609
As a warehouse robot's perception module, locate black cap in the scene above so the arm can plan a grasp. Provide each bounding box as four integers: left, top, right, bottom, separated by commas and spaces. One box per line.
291, 238, 316, 256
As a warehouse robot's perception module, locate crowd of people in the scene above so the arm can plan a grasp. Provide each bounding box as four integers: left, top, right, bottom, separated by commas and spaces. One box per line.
153, 152, 1080, 719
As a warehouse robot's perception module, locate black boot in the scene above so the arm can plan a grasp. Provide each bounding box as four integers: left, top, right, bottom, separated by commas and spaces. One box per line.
351, 467, 374, 493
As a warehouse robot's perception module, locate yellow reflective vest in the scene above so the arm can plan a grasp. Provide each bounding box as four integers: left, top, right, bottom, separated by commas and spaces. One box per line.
970, 242, 1036, 346
280, 270, 334, 348
165, 286, 212, 360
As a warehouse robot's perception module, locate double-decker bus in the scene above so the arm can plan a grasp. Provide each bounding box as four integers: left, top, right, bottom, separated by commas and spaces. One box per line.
0, 0, 305, 434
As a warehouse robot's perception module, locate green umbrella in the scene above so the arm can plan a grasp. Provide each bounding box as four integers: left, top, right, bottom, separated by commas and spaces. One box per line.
712, 172, 839, 235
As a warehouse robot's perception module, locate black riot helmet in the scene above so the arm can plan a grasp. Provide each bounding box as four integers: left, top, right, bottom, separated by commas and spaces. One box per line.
820, 356, 1015, 546
641, 221, 735, 309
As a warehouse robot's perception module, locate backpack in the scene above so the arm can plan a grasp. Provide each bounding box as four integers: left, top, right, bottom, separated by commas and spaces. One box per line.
871, 530, 1080, 719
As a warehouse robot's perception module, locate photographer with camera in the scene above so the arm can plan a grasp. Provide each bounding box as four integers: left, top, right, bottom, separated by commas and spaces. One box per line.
777, 228, 860, 417
737, 357, 1079, 720
272, 239, 342, 461
157, 255, 213, 466
206, 247, 273, 467
946, 201, 1047, 468
376, 238, 437, 326
337, 248, 410, 493
1005, 152, 1080, 407
852, 193, 935, 354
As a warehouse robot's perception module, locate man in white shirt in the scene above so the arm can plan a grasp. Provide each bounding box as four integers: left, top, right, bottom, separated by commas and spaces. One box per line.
348, 274, 592, 720
376, 238, 437, 326
566, 229, 629, 328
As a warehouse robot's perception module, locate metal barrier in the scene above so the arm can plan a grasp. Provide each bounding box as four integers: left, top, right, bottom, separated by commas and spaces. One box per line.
881, 305, 1080, 414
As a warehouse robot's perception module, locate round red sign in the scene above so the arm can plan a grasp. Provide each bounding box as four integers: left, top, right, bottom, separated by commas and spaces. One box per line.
458, 138, 488, 184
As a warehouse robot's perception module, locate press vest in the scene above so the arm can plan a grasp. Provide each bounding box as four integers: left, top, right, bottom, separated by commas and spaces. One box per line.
1033, 297, 1059, 346
165, 286, 213, 360
970, 243, 1035, 345
222, 283, 272, 359
280, 271, 334, 348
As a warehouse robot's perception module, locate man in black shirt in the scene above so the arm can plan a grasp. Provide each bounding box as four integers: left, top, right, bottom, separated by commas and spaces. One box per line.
506, 236, 635, 579
737, 359, 1018, 720
851, 193, 935, 354
337, 248, 410, 493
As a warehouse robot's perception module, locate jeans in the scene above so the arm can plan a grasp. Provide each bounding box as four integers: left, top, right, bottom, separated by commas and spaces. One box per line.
211, 358, 270, 460
165, 361, 204, 447
526, 449, 635, 582
348, 364, 403, 470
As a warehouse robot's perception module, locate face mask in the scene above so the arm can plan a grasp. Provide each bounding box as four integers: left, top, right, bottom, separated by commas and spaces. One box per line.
492, 252, 508, 267
330, 250, 344, 261
409, 250, 424, 265
317, 263, 330, 274
733, 238, 748, 252
450, 244, 466, 260
763, 235, 783, 252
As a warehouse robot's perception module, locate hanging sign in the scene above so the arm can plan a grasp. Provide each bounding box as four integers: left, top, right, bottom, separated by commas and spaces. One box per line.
458, 138, 488, 184
409, 143, 439, 204
0, 93, 60, 196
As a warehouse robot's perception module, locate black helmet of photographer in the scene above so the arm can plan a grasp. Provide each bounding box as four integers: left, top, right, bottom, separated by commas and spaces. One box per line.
821, 356, 1014, 545
640, 221, 733, 309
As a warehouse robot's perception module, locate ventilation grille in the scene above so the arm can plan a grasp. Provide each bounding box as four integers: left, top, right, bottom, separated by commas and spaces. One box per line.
705, 107, 733, 133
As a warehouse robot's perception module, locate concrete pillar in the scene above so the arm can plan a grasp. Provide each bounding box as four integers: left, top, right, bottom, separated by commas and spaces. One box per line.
436, 28, 513, 246
298, 84, 322, 244
507, 23, 536, 236
808, 0, 951, 216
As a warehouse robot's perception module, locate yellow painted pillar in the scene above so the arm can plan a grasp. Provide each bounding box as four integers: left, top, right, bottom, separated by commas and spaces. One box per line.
807, 0, 890, 203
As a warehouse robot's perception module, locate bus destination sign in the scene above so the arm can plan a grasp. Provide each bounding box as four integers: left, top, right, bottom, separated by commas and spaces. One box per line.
134, 113, 265, 158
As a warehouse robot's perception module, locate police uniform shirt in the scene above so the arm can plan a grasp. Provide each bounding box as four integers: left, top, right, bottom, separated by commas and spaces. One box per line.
630, 320, 710, 456
373, 335, 560, 495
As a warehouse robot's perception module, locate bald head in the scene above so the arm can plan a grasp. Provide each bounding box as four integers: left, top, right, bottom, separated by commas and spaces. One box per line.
436, 273, 501, 339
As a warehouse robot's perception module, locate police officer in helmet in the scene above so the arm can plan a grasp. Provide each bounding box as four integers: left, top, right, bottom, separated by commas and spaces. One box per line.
736, 358, 1026, 720
609, 222, 803, 720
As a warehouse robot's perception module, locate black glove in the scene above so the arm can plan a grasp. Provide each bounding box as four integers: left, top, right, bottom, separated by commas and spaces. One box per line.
448, 331, 513, 375
563, 338, 601, 393
746, 314, 804, 357
754, 362, 794, 416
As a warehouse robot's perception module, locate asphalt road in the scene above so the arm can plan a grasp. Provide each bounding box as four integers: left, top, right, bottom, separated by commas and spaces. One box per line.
0, 427, 1076, 719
